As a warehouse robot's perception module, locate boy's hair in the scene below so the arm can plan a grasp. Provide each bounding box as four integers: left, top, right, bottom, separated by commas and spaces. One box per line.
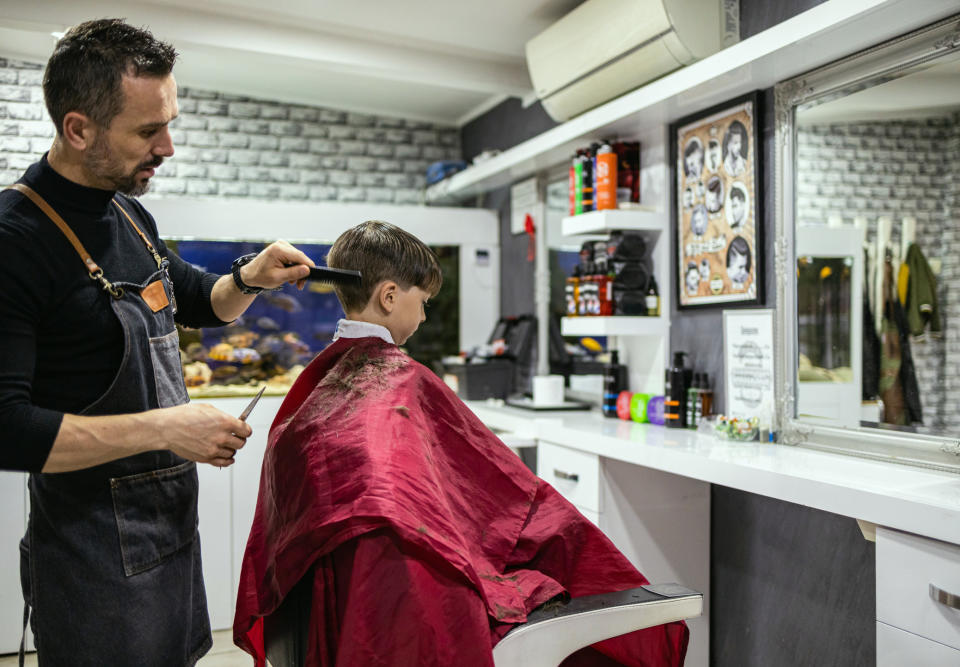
326, 220, 443, 313
730, 186, 746, 202
44, 18, 178, 136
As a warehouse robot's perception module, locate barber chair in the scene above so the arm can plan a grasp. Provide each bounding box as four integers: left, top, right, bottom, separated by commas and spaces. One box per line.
264, 578, 702, 667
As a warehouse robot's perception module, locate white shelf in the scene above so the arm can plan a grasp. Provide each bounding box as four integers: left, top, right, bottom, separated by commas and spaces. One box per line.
561, 209, 665, 237
425, 0, 958, 204
562, 316, 668, 337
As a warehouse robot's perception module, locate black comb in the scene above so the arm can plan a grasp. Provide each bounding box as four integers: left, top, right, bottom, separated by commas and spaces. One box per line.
305, 266, 362, 286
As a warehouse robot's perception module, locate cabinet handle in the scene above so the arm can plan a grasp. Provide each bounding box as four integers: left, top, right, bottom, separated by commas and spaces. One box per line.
929, 584, 960, 610
553, 469, 579, 482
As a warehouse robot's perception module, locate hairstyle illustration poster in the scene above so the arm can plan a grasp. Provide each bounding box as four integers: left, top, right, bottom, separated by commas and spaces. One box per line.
674, 93, 762, 308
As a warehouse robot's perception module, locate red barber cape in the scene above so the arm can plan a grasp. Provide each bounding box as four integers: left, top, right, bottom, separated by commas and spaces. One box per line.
234, 337, 688, 666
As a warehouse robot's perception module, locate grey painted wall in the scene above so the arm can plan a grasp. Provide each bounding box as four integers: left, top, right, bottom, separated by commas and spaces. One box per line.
461, 97, 558, 318
739, 0, 827, 39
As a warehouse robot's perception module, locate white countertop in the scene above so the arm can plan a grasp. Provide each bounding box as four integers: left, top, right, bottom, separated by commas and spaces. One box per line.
466, 401, 960, 546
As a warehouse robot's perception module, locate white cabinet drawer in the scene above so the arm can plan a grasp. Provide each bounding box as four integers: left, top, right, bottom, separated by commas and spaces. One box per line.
877, 622, 960, 666
877, 527, 960, 650
537, 441, 602, 513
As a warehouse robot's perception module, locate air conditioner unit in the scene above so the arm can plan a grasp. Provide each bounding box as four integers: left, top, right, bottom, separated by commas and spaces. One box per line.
526, 0, 739, 122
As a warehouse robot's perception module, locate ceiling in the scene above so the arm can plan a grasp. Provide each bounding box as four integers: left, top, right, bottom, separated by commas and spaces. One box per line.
0, 0, 583, 126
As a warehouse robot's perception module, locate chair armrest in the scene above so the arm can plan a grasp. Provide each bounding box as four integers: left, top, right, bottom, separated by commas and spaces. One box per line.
492, 584, 702, 667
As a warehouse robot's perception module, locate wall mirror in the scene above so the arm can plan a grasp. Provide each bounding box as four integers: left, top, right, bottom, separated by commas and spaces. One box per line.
775, 14, 960, 472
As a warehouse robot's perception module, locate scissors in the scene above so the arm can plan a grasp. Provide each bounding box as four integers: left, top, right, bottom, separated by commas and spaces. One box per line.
238, 386, 266, 421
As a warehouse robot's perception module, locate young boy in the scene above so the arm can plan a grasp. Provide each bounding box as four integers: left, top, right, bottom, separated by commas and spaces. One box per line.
234, 221, 688, 667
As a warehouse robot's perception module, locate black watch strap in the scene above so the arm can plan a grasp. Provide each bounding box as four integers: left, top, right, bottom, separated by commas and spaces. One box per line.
231, 253, 263, 295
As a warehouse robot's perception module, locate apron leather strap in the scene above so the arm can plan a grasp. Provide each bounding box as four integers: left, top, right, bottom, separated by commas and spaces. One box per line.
6, 183, 104, 275
3, 184, 161, 298
112, 199, 163, 269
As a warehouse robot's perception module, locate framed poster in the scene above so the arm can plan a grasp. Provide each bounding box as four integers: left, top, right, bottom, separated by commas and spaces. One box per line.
672, 91, 762, 309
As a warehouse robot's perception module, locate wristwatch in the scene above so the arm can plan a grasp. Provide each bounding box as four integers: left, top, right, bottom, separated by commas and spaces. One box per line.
231, 253, 263, 295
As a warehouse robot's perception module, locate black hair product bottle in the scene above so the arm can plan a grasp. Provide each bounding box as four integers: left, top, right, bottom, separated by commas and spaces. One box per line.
602, 350, 628, 419
665, 351, 691, 428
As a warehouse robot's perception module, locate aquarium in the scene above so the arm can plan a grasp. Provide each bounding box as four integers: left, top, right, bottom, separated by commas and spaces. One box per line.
165, 239, 460, 398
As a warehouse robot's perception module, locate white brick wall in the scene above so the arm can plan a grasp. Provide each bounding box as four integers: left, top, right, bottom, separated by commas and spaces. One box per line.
797, 118, 958, 431
0, 57, 461, 204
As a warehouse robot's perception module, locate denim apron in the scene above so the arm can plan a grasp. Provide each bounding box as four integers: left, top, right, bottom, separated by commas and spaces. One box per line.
8, 185, 211, 666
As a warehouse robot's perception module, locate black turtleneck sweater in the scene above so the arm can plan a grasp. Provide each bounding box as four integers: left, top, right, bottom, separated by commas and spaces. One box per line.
0, 156, 225, 472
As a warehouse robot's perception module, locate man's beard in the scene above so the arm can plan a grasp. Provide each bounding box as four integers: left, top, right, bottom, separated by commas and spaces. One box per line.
85, 134, 162, 197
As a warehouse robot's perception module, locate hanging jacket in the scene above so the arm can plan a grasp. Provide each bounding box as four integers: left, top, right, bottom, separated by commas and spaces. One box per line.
897, 243, 941, 339
880, 260, 923, 425
862, 284, 881, 401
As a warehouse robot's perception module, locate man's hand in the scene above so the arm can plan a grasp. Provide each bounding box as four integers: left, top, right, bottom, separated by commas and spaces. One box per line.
240, 240, 314, 291
45, 404, 255, 473
158, 403, 253, 468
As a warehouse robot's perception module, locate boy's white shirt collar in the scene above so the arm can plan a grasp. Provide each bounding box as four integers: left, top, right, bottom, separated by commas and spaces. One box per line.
333, 319, 395, 344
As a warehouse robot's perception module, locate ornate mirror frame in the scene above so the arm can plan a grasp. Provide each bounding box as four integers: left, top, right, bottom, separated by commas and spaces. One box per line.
774, 14, 960, 473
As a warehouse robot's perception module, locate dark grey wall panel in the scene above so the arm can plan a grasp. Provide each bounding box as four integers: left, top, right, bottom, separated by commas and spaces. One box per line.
711, 486, 876, 666
739, 0, 828, 40
462, 98, 557, 318
461, 97, 557, 163
669, 87, 776, 413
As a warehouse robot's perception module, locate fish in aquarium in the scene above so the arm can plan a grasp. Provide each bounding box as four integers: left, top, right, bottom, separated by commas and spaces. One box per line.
261, 291, 303, 313
170, 238, 461, 394
226, 330, 258, 348
233, 347, 261, 364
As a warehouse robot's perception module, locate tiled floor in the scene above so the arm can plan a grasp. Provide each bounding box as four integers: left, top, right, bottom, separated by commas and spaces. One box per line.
0, 630, 255, 666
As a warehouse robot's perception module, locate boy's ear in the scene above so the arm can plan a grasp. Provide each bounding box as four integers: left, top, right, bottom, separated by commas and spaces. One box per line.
377, 280, 398, 313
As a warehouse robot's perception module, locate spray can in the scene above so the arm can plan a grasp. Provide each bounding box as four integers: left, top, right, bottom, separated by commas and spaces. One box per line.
573, 153, 584, 215
595, 142, 617, 210
580, 148, 594, 212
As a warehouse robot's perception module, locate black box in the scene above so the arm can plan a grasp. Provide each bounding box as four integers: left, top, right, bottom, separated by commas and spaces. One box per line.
444, 360, 514, 400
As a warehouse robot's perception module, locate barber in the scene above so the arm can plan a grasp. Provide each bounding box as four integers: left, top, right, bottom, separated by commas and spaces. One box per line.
0, 19, 313, 666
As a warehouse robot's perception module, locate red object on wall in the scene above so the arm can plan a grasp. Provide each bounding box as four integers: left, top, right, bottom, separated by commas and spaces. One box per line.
525, 213, 536, 261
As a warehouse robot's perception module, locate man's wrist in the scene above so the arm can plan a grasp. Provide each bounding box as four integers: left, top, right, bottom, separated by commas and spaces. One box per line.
231, 253, 263, 295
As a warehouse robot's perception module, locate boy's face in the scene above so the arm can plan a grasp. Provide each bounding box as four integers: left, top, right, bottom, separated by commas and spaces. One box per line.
388, 285, 431, 345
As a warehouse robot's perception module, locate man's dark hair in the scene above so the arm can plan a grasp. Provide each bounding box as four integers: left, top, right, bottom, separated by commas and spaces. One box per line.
326, 220, 443, 313
730, 186, 746, 202
43, 18, 178, 135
